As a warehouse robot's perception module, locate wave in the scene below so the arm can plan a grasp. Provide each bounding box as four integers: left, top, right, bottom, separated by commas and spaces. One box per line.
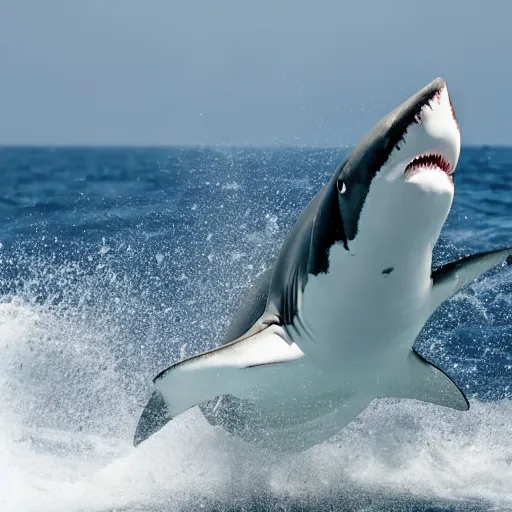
1, 287, 511, 511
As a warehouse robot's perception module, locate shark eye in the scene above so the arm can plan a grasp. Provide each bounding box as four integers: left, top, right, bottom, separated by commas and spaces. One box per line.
337, 177, 347, 194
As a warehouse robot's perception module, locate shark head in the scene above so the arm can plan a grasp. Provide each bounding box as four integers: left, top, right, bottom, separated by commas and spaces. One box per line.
336, 77, 461, 257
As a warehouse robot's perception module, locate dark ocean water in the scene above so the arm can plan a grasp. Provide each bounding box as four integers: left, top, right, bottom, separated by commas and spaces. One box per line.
0, 146, 511, 511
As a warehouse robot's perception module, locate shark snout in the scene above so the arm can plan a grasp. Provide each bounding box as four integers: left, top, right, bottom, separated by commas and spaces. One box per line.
399, 83, 461, 185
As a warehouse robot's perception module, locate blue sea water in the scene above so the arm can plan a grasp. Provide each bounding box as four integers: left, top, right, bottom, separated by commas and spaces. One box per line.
0, 146, 511, 511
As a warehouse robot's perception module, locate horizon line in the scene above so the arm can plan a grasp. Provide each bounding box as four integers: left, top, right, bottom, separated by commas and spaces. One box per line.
0, 143, 509, 150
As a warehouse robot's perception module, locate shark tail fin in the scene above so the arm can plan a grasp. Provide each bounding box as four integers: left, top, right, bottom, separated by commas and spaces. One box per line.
133, 324, 303, 446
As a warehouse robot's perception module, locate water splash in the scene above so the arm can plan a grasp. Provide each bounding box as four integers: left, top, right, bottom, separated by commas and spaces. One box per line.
0, 276, 511, 511
0, 145, 511, 511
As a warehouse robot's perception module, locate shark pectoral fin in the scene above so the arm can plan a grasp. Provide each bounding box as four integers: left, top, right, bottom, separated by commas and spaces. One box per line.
134, 390, 171, 447
133, 324, 304, 446
385, 349, 469, 411
431, 247, 512, 310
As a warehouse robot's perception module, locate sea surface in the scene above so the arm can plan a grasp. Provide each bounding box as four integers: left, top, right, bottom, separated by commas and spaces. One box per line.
0, 146, 511, 512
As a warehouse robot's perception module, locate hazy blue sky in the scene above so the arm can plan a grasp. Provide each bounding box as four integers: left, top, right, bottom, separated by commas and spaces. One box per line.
1, 0, 511, 146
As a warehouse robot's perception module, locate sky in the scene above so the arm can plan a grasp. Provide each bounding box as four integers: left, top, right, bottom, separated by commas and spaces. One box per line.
1, 0, 511, 146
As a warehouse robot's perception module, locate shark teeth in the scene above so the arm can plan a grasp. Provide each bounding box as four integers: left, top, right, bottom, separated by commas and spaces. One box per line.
404, 153, 453, 180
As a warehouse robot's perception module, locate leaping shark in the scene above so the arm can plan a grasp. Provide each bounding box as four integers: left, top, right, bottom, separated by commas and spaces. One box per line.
134, 78, 511, 452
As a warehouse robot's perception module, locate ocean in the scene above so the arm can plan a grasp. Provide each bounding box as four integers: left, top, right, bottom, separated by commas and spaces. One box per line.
0, 146, 511, 511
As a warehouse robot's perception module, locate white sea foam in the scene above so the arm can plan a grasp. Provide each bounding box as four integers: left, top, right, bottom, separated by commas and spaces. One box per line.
0, 239, 511, 512
0, 292, 511, 512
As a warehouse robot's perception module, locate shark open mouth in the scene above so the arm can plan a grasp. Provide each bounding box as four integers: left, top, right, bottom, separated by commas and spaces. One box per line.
404, 153, 453, 181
